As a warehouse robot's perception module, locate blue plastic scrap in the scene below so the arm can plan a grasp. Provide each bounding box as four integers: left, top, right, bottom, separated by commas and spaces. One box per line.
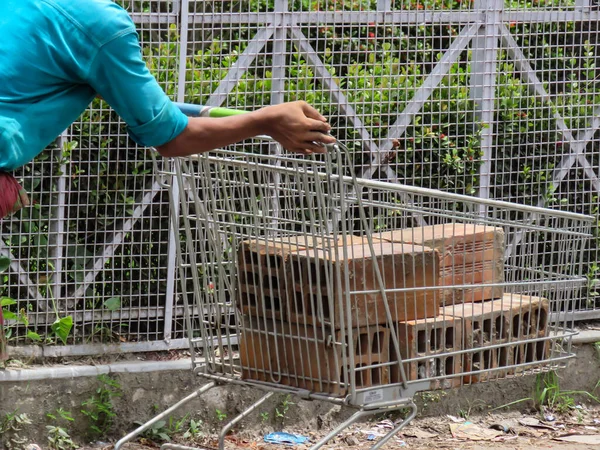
264, 432, 309, 446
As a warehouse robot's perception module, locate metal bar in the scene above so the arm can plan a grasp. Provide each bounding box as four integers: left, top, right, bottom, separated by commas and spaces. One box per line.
130, 13, 179, 24
185, 11, 600, 25
370, 403, 418, 450
288, 27, 379, 157
205, 26, 276, 107
114, 382, 217, 450
218, 392, 274, 450
470, 0, 502, 211
190, 152, 595, 222
69, 179, 163, 299
48, 132, 70, 305
0, 242, 46, 307
162, 0, 191, 342
550, 310, 600, 323
364, 22, 482, 179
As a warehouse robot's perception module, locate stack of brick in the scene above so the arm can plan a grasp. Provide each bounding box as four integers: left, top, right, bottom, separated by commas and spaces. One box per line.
441, 293, 550, 384
375, 224, 505, 305
236, 236, 442, 395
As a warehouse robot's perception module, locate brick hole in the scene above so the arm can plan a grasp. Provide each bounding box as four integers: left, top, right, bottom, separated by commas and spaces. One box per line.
496, 316, 506, 339
244, 251, 255, 264
435, 358, 443, 377
417, 330, 427, 353
483, 350, 493, 369
472, 351, 481, 372
514, 346, 522, 365
263, 275, 279, 290
512, 315, 521, 338
473, 321, 481, 330
244, 271, 260, 286
536, 341, 546, 360
357, 333, 370, 356
372, 331, 385, 354
309, 263, 320, 283
483, 319, 492, 341
445, 327, 454, 349
526, 342, 535, 362
522, 312, 531, 336
445, 357, 455, 375
498, 347, 508, 367
355, 364, 367, 387
538, 308, 548, 332
321, 295, 331, 320
267, 254, 282, 269
291, 260, 302, 283
266, 296, 281, 312
431, 327, 443, 351
241, 292, 257, 307
294, 290, 305, 314
417, 362, 427, 379
371, 367, 381, 385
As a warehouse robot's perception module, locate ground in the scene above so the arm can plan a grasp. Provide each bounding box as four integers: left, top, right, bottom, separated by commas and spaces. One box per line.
109, 407, 600, 450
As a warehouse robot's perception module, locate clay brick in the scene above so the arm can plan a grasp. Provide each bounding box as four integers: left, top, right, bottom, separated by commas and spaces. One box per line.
235, 235, 379, 320
442, 294, 550, 383
286, 241, 441, 328
390, 317, 463, 389
375, 224, 505, 304
238, 316, 390, 396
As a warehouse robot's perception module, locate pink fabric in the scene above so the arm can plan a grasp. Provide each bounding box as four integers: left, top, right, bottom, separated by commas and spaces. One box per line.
0, 172, 29, 219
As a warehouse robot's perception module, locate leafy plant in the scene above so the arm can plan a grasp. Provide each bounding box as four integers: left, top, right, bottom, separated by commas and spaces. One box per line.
533, 371, 600, 414
47, 426, 77, 450
275, 395, 294, 422
183, 418, 205, 439
81, 374, 122, 438
215, 409, 227, 422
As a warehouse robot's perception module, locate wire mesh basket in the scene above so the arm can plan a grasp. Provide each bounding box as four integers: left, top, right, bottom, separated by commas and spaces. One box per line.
119, 141, 594, 450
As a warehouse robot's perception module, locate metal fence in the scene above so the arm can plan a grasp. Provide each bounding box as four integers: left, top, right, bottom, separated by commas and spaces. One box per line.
1, 0, 599, 357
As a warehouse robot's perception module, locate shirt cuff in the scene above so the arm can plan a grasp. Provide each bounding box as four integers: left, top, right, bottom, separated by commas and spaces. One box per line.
127, 100, 189, 148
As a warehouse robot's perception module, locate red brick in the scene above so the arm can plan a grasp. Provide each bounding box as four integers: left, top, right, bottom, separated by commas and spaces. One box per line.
390, 317, 463, 389
442, 294, 550, 383
286, 241, 441, 328
238, 316, 390, 396
375, 224, 505, 304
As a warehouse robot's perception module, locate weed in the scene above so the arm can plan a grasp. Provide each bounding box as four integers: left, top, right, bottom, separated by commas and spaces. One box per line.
1, 410, 32, 447
215, 409, 227, 422
260, 411, 270, 423
275, 395, 294, 422
533, 371, 600, 414
135, 419, 173, 442
47, 425, 77, 450
183, 418, 205, 439
47, 408, 75, 423
594, 341, 600, 361
81, 374, 122, 438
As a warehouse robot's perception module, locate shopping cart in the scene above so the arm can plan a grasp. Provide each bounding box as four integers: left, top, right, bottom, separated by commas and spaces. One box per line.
115, 103, 594, 450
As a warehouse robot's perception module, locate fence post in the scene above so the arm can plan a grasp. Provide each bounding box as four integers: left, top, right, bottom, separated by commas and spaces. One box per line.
470, 0, 502, 214
163, 0, 190, 343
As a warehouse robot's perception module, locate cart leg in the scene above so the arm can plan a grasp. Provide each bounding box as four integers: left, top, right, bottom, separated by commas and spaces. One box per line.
218, 391, 274, 450
369, 402, 418, 450
114, 382, 217, 450
309, 409, 372, 450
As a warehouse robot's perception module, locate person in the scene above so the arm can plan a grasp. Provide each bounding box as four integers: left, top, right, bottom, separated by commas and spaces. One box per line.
0, 0, 336, 219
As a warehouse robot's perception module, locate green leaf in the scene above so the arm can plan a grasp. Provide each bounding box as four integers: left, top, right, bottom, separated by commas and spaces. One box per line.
51, 316, 73, 345
27, 330, 42, 342
0, 256, 10, 273
1, 297, 16, 307
103, 297, 121, 311
2, 311, 18, 321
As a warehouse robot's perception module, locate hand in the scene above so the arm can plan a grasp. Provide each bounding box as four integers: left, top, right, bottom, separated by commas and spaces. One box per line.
256, 101, 336, 155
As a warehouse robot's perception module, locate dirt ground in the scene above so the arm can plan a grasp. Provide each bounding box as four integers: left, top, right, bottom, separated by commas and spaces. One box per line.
109, 407, 600, 450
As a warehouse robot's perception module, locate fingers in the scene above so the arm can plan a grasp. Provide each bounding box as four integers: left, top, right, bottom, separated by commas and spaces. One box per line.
300, 101, 327, 122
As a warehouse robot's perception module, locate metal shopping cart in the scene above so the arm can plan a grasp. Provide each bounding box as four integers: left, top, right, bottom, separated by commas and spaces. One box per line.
115, 104, 594, 450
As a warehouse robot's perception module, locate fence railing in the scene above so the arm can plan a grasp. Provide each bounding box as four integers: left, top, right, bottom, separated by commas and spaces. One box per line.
1, 0, 598, 357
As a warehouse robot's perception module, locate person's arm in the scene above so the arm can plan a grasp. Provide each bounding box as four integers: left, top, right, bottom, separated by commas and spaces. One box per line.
156, 101, 335, 157
86, 30, 334, 156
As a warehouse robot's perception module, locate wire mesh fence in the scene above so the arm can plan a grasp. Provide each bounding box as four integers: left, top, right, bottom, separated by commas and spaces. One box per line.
0, 0, 598, 356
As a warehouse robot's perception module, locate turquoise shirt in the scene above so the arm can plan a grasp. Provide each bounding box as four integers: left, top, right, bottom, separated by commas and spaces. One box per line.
0, 0, 189, 171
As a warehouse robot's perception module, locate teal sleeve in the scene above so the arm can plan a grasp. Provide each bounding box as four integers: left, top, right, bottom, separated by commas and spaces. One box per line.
86, 30, 189, 148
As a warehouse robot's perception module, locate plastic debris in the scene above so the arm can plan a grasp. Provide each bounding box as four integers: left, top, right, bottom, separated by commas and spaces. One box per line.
554, 434, 600, 445
403, 427, 439, 439
450, 422, 504, 441
376, 419, 394, 430
264, 432, 309, 445
447, 415, 466, 423
367, 434, 377, 441
518, 417, 557, 431
594, 419, 600, 425
544, 414, 556, 422
396, 439, 407, 447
